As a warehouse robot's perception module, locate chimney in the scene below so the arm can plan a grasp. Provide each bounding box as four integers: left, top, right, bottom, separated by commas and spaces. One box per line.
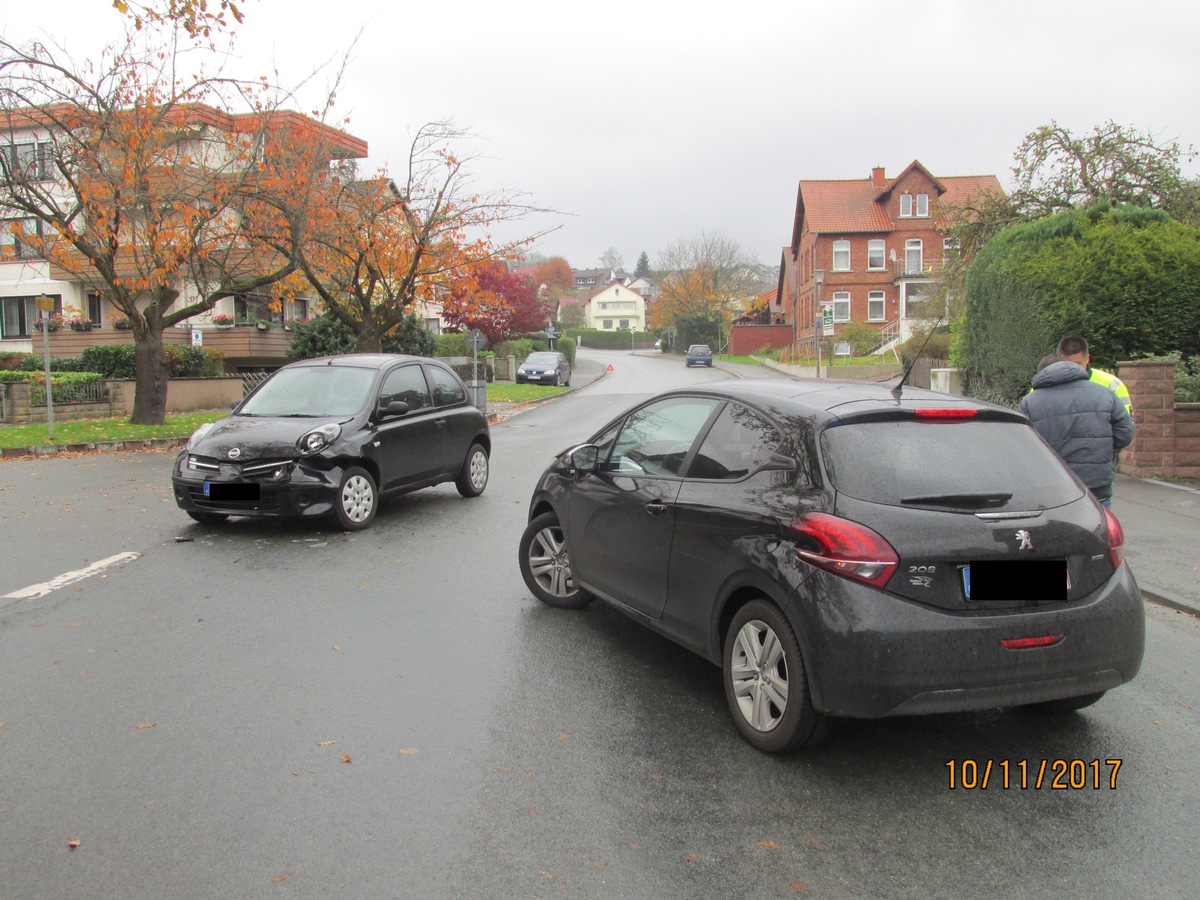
871, 166, 886, 187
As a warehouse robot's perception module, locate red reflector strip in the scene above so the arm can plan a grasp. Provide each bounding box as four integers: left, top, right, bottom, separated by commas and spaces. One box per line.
914, 407, 978, 419
1000, 635, 1064, 650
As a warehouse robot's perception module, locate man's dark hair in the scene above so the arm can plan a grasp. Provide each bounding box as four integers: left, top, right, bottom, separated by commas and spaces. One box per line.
1037, 354, 1062, 371
1057, 336, 1089, 357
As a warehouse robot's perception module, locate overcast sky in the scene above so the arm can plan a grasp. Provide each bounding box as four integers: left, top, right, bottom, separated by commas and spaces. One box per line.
6, 0, 1199, 271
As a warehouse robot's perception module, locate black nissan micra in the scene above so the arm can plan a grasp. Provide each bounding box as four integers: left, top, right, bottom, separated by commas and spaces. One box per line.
173, 354, 490, 530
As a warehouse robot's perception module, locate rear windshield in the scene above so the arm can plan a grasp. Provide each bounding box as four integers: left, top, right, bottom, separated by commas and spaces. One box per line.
820, 419, 1082, 508
688, 345, 710, 353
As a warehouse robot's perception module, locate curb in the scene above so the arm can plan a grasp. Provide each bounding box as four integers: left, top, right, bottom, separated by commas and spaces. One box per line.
1, 437, 188, 459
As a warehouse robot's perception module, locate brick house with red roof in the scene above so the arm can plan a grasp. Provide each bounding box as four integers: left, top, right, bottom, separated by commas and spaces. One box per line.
775, 161, 1002, 352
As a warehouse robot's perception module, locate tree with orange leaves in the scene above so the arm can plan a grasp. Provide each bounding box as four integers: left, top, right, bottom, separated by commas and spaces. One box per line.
293, 121, 555, 352
1, 23, 352, 423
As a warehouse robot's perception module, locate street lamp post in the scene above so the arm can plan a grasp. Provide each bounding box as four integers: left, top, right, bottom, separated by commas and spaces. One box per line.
814, 270, 824, 379
36, 294, 56, 440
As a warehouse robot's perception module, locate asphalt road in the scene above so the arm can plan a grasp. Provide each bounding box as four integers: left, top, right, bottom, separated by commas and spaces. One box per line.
2, 347, 1198, 899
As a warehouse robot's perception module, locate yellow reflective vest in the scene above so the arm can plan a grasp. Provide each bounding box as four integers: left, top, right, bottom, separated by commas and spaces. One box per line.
1090, 368, 1132, 416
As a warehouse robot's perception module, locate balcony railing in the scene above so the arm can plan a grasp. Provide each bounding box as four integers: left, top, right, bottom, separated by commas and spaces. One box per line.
892, 259, 944, 279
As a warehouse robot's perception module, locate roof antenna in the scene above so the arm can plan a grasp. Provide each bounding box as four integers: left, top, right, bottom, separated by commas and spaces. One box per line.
891, 315, 944, 400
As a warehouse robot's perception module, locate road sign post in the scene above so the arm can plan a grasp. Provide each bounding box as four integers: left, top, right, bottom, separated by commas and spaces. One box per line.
36, 295, 56, 440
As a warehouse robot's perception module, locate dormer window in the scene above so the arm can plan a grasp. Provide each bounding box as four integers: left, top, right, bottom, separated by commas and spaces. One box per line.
916, 193, 929, 217
899, 194, 912, 217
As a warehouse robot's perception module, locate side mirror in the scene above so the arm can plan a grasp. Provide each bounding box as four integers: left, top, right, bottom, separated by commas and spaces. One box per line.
564, 444, 600, 474
379, 399, 410, 419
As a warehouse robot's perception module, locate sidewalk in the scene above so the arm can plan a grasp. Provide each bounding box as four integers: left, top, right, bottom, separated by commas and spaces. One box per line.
1111, 474, 1200, 616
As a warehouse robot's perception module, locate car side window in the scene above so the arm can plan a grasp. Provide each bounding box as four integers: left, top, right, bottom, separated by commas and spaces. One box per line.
380, 364, 431, 412
427, 365, 466, 407
688, 403, 785, 480
605, 397, 721, 477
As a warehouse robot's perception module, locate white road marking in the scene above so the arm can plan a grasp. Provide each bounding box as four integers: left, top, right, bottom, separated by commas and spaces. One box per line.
2, 552, 141, 601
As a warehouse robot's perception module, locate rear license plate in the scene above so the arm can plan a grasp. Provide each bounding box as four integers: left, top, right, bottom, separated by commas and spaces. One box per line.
203, 482, 259, 501
964, 561, 1068, 602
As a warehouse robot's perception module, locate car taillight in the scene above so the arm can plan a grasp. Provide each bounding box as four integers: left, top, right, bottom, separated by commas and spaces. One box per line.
1000, 634, 1064, 650
914, 408, 978, 420
788, 513, 899, 588
1104, 507, 1125, 571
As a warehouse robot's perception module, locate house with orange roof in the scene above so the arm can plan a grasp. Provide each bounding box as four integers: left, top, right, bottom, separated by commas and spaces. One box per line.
777, 161, 1002, 352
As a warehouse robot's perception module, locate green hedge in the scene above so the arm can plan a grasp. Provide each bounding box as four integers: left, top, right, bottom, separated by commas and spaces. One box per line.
565, 328, 655, 349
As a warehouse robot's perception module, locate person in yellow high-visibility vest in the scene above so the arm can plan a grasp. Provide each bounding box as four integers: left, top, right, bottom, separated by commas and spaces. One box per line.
1057, 336, 1132, 416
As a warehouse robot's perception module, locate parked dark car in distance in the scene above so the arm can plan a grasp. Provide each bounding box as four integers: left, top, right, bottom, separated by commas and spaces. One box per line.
517, 379, 1144, 752
516, 351, 571, 386
172, 354, 490, 530
685, 344, 713, 367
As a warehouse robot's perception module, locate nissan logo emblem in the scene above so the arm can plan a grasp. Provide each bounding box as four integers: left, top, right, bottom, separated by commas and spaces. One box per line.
228, 448, 241, 460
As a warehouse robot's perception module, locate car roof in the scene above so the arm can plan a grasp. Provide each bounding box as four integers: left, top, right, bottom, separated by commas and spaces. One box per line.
285, 353, 429, 370
658, 378, 1021, 422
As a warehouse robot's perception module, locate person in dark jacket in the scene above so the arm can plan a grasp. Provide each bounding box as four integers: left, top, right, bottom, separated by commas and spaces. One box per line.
1018, 356, 1134, 507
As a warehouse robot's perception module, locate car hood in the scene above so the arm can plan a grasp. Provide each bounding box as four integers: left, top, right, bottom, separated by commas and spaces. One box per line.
190, 416, 349, 459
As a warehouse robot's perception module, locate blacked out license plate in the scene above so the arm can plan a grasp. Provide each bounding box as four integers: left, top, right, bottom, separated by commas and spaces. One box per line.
964, 560, 1068, 602
203, 482, 259, 501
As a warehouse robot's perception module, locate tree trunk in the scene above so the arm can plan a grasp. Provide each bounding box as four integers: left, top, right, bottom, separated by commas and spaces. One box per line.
129, 325, 169, 425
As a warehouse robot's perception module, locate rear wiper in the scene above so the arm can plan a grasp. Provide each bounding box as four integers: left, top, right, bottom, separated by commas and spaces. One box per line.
900, 492, 1012, 508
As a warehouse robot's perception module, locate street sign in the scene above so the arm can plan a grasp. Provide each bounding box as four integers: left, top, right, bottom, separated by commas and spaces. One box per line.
466, 329, 486, 352
822, 305, 834, 336
36, 295, 56, 312
191, 329, 203, 347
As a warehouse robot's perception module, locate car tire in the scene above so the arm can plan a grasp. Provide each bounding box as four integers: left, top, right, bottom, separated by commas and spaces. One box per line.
187, 510, 228, 525
1024, 691, 1106, 713
723, 599, 829, 753
518, 512, 593, 609
551, 374, 560, 387
334, 466, 377, 530
455, 443, 489, 497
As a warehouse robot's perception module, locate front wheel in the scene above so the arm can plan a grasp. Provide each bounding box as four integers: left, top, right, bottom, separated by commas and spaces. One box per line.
455, 443, 489, 497
334, 466, 377, 530
723, 599, 829, 753
518, 512, 592, 609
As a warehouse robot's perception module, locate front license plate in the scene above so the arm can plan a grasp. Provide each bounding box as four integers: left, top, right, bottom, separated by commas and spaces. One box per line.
203, 482, 259, 501
964, 560, 1068, 602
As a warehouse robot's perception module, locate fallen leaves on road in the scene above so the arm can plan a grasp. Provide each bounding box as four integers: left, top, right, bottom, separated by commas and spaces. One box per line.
132, 723, 156, 729
317, 740, 335, 746
68, 839, 81, 849
399, 747, 419, 755
271, 873, 291, 883
791, 881, 810, 893
340, 753, 352, 763
682, 854, 700, 863
332, 645, 341, 652
756, 841, 779, 849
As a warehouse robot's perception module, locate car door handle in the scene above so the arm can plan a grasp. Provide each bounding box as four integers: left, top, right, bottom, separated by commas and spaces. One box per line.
644, 500, 668, 517
435, 418, 447, 429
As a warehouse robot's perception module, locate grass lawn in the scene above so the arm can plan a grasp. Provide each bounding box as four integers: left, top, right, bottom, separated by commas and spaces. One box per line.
486, 383, 569, 403
0, 411, 226, 449
0, 383, 562, 448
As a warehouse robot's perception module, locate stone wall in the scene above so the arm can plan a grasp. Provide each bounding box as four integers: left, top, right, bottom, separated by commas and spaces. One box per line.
1119, 360, 1200, 480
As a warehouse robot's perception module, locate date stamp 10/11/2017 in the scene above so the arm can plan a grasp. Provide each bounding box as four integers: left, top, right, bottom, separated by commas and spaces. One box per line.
946, 759, 1122, 790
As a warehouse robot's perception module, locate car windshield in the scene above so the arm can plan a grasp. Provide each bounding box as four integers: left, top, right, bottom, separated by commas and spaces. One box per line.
821, 420, 1082, 509
524, 353, 559, 366
238, 366, 376, 418
689, 345, 710, 354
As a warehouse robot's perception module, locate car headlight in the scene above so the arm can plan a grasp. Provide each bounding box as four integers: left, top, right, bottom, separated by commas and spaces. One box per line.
298, 423, 341, 455
186, 422, 215, 450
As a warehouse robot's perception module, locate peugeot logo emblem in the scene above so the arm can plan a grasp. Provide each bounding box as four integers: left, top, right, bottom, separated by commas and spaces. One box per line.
1015, 529, 1033, 551
227, 448, 241, 460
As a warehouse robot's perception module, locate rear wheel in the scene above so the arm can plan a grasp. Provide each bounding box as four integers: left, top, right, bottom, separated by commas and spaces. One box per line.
724, 599, 829, 753
187, 511, 228, 525
455, 443, 489, 497
1025, 691, 1106, 713
519, 512, 592, 609
334, 466, 377, 530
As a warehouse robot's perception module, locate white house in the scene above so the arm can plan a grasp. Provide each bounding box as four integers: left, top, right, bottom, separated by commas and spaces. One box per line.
581, 282, 646, 331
